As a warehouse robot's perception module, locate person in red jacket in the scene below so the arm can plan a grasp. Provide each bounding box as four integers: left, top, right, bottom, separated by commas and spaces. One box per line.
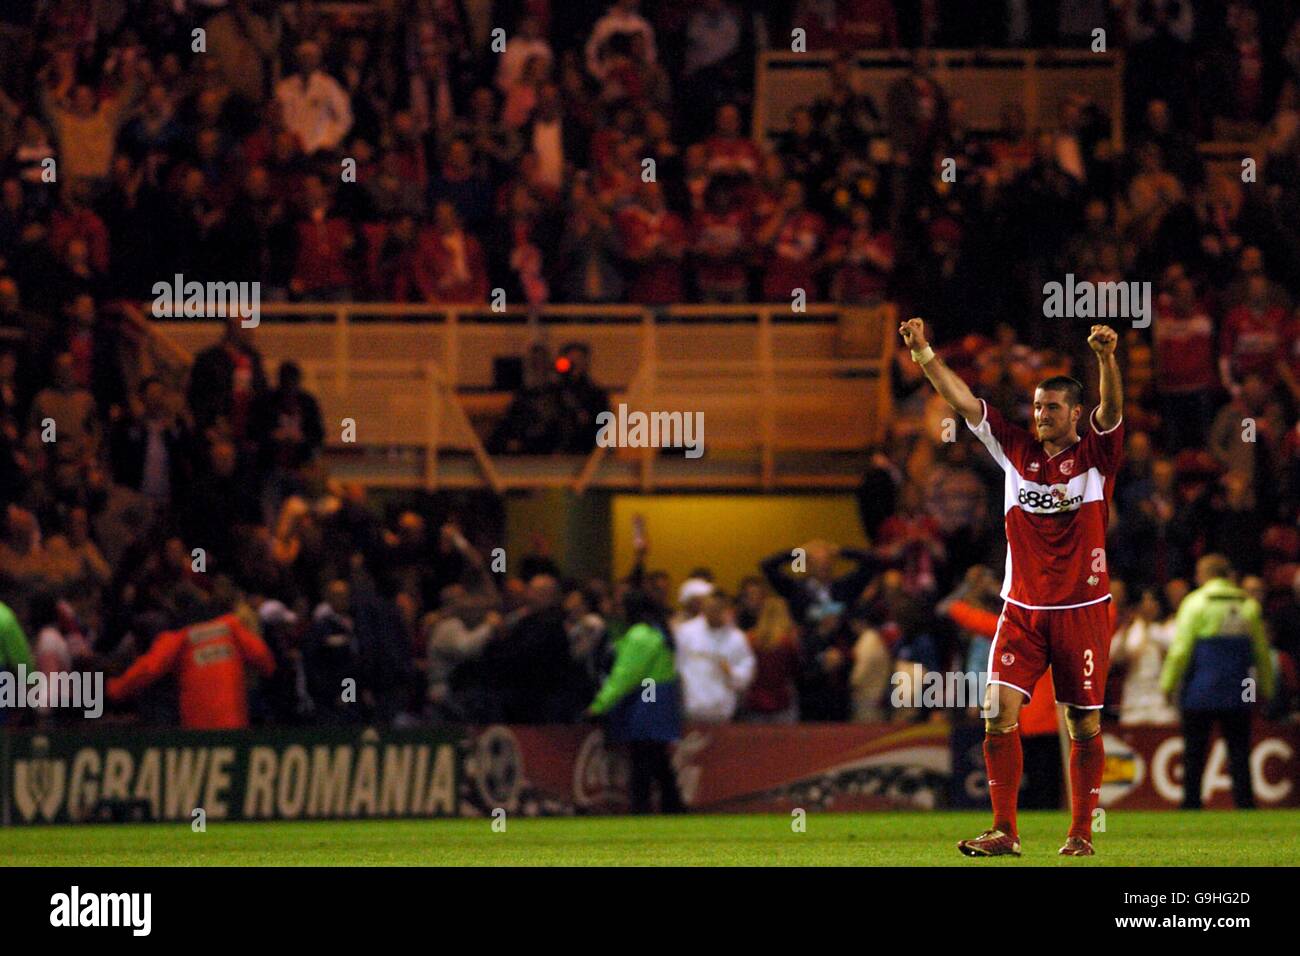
290, 174, 355, 299
617, 180, 687, 304
413, 201, 490, 303
757, 179, 826, 302
108, 612, 276, 729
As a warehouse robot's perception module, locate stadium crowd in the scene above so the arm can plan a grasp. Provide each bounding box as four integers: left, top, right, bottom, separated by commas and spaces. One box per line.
0, 0, 1298, 728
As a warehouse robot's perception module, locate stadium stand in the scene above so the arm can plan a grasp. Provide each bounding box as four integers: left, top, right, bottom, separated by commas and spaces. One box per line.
0, 0, 1297, 733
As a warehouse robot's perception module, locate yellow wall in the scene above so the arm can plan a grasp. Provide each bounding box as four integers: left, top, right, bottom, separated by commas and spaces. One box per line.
505, 489, 610, 583
611, 494, 868, 594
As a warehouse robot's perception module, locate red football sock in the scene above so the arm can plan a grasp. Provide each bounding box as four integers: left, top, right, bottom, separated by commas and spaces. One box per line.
1069, 733, 1105, 841
984, 728, 1023, 837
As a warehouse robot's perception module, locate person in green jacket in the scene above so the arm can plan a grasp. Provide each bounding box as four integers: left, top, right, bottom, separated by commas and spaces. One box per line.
0, 600, 34, 726
586, 589, 684, 813
1160, 554, 1275, 809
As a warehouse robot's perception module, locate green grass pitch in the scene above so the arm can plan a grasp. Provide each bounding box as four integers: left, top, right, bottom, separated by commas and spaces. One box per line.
3, 810, 1299, 865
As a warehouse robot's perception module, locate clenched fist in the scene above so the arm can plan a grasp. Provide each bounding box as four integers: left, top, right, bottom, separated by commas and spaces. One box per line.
899, 317, 929, 350
1088, 325, 1118, 355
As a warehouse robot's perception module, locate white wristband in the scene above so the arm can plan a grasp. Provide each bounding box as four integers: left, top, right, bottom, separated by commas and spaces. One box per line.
910, 346, 935, 365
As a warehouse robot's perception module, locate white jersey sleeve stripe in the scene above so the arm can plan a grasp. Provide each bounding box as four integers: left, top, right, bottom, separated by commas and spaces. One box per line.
967, 398, 1011, 472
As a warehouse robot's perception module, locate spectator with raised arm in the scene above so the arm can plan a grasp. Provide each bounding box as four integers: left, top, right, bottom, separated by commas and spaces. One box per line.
37, 52, 143, 184
424, 532, 502, 723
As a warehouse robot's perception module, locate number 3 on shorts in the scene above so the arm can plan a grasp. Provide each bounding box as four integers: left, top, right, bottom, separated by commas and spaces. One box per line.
1083, 648, 1094, 677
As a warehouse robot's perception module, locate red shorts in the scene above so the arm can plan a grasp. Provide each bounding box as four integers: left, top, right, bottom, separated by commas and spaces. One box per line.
988, 599, 1111, 709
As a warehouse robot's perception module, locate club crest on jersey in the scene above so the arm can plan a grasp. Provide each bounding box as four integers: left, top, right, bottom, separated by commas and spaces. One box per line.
1060, 458, 1075, 475
1000, 652, 1015, 666
1087, 574, 1100, 586
1027, 461, 1040, 472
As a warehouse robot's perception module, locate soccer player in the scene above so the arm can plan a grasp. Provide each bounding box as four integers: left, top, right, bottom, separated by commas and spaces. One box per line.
899, 317, 1123, 857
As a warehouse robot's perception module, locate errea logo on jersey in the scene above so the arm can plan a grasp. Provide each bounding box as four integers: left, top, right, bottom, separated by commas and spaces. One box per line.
1017, 485, 1084, 513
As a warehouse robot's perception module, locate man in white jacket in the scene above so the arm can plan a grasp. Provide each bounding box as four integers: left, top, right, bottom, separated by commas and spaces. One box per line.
275, 41, 353, 155
675, 592, 756, 723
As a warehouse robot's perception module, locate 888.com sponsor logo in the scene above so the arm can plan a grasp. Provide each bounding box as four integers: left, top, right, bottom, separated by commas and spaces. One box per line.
1017, 485, 1083, 513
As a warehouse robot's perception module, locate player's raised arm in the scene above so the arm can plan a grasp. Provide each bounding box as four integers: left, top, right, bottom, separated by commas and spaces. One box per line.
1088, 324, 1123, 431
898, 317, 983, 427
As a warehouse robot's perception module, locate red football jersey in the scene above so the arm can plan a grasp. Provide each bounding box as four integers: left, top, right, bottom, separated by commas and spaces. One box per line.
1153, 304, 1216, 393
1220, 303, 1285, 383
967, 399, 1123, 610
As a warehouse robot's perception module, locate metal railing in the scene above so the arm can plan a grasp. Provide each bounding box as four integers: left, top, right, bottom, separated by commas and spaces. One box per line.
150, 301, 895, 492
756, 48, 1125, 148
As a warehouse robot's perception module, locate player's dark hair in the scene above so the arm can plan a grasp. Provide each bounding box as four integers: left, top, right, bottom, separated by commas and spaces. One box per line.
1036, 375, 1083, 407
